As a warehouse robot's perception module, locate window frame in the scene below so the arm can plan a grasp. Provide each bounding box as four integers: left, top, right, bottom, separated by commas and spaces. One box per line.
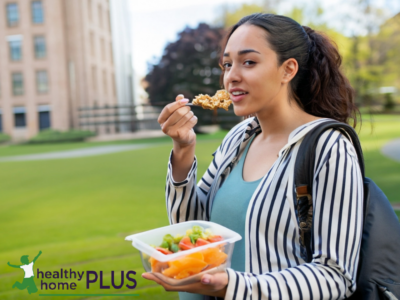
36, 70, 49, 94
9, 39, 22, 61
6, 3, 19, 27
11, 72, 24, 96
33, 35, 46, 59
13, 107, 26, 128
31, 1, 44, 24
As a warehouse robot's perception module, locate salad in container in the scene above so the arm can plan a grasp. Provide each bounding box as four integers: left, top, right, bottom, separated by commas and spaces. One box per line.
125, 221, 241, 285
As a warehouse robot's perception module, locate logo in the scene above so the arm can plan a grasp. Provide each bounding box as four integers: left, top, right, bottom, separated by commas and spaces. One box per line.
7, 250, 139, 297
7, 250, 42, 294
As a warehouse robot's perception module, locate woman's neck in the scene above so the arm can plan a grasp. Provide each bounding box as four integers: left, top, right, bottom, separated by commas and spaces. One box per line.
254, 97, 322, 143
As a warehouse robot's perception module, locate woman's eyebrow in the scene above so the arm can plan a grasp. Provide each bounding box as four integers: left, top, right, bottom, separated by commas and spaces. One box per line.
223, 49, 261, 57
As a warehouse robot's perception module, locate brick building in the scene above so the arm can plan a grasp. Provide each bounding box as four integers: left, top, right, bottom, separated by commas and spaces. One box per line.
0, 0, 117, 141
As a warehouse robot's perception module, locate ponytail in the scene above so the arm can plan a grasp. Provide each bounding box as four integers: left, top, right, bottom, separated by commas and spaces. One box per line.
222, 14, 359, 128
297, 26, 358, 127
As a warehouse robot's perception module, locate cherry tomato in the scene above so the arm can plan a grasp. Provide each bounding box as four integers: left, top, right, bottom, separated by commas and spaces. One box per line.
208, 235, 223, 243
195, 238, 210, 247
155, 247, 173, 255
179, 236, 195, 250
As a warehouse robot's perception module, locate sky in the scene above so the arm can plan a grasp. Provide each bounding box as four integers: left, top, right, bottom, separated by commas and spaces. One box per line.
130, 0, 254, 77
129, 0, 400, 79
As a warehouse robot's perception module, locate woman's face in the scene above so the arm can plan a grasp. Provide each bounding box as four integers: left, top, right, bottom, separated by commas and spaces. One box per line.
222, 24, 287, 117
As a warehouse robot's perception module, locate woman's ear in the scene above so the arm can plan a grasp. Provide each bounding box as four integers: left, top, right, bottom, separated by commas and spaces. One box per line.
281, 58, 298, 84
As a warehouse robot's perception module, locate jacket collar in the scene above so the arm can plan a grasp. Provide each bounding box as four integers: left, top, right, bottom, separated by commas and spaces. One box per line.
243, 116, 331, 156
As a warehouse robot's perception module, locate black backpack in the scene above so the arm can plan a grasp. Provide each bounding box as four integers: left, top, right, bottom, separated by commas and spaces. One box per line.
294, 120, 400, 300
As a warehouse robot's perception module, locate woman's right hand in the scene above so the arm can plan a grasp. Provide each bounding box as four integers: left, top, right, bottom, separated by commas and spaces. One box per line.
158, 94, 198, 147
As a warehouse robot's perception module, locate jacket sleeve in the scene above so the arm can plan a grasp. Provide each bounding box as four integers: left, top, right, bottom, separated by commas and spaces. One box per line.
224, 131, 364, 300
165, 144, 221, 224
165, 119, 251, 225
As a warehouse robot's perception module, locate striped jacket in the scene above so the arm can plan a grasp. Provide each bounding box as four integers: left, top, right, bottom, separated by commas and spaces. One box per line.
165, 117, 363, 299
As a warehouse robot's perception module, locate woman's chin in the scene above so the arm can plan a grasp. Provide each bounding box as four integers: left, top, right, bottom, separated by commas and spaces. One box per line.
233, 106, 254, 118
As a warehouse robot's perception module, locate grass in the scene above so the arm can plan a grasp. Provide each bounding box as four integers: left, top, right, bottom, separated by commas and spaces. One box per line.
357, 116, 400, 203
0, 138, 223, 300
0, 115, 399, 300
0, 131, 229, 157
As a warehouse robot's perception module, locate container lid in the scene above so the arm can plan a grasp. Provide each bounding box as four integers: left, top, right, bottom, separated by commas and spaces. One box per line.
125, 221, 242, 262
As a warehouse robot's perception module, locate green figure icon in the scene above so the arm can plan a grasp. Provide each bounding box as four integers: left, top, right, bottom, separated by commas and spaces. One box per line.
7, 250, 42, 294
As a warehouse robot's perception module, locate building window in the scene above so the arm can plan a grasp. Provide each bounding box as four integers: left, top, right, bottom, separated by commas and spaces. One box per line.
36, 70, 48, 94
110, 42, 113, 64
38, 105, 51, 130
12, 72, 24, 95
9, 40, 22, 61
107, 11, 111, 32
92, 66, 97, 91
90, 32, 95, 57
98, 5, 102, 28
101, 38, 105, 60
14, 107, 26, 128
31, 1, 44, 24
103, 70, 107, 95
88, 0, 92, 21
111, 73, 116, 97
6, 3, 19, 27
34, 36, 46, 58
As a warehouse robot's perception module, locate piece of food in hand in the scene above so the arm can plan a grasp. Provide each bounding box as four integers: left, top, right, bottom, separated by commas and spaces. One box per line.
193, 90, 232, 111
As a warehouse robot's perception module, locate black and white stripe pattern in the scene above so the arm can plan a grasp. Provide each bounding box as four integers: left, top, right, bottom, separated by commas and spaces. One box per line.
165, 117, 363, 299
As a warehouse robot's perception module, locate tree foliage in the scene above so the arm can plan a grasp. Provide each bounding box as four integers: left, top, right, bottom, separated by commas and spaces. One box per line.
222, 4, 266, 28
145, 23, 241, 127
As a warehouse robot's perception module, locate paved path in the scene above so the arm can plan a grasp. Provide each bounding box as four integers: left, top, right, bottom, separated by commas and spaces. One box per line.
381, 138, 400, 162
0, 144, 162, 162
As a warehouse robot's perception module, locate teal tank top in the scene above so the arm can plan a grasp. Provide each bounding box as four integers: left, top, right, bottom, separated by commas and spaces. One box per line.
179, 134, 261, 300
210, 133, 261, 272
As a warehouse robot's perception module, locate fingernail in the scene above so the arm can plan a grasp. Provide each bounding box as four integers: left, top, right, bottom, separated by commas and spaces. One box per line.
201, 277, 210, 284
142, 273, 148, 279
180, 99, 189, 104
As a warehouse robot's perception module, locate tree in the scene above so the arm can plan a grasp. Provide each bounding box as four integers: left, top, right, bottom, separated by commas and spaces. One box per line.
221, 4, 266, 28
145, 23, 241, 128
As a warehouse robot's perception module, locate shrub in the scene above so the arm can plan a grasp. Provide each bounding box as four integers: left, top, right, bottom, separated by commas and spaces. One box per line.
0, 133, 11, 144
383, 93, 395, 111
29, 129, 96, 144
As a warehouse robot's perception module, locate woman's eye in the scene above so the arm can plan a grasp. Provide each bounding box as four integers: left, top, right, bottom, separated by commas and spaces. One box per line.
223, 62, 231, 69
244, 60, 255, 66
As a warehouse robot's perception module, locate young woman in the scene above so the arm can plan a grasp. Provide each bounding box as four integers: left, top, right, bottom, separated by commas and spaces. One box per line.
143, 13, 363, 300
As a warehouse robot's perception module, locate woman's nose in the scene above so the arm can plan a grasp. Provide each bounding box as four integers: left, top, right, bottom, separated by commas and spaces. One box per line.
225, 64, 241, 84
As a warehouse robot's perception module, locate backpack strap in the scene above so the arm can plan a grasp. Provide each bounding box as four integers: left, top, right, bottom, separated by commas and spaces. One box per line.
294, 120, 365, 262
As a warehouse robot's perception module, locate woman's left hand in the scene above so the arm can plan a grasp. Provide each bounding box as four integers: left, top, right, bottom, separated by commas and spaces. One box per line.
142, 271, 228, 298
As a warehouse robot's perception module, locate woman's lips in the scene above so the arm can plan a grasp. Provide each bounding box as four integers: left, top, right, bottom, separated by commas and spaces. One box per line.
230, 92, 248, 103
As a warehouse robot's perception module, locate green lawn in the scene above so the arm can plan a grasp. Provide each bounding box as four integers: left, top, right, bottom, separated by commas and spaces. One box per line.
0, 116, 399, 300
357, 116, 400, 203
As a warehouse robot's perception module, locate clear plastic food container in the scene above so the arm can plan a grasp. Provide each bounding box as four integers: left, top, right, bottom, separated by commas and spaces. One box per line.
125, 221, 241, 285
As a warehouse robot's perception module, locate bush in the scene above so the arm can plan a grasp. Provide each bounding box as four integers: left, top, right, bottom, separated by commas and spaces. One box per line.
29, 129, 96, 144
0, 133, 11, 144
383, 93, 395, 111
